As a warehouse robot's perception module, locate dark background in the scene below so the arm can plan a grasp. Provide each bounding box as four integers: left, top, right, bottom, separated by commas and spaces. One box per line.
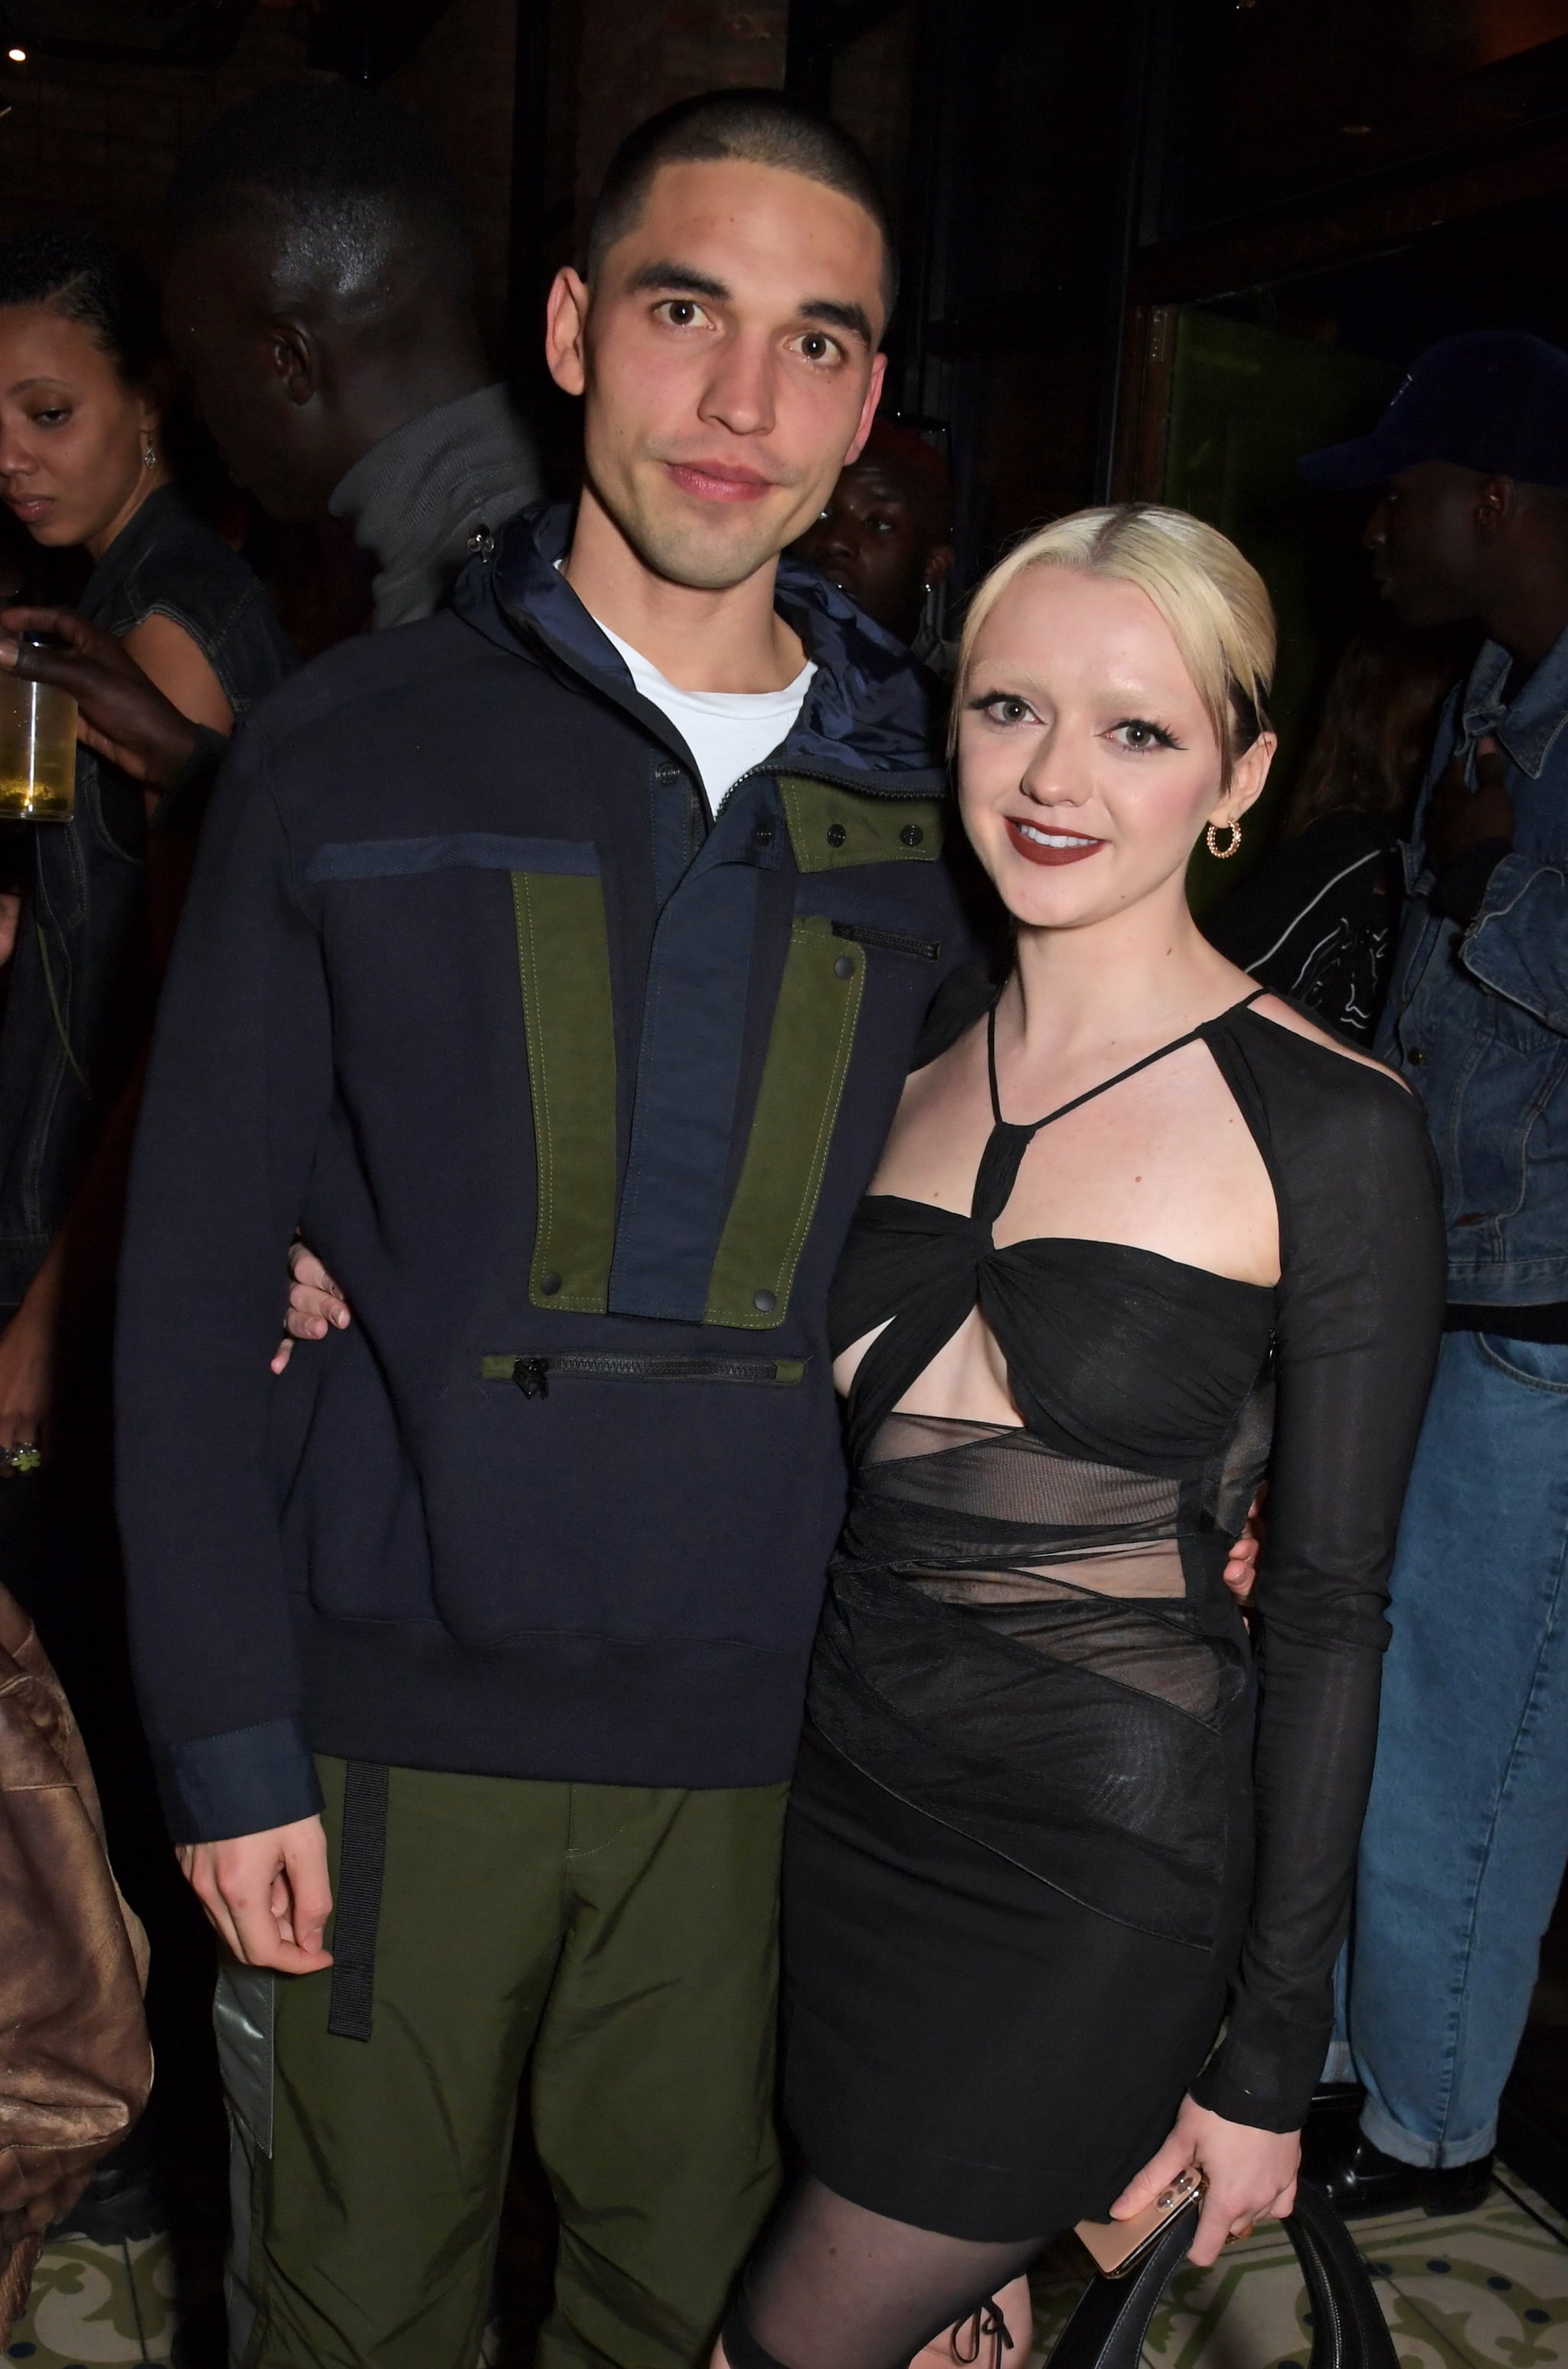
6, 1, 1566, 861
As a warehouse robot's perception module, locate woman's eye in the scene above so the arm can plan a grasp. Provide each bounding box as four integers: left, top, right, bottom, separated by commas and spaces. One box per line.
654, 299, 710, 330
1112, 717, 1176, 752
983, 696, 1034, 726
31, 408, 70, 427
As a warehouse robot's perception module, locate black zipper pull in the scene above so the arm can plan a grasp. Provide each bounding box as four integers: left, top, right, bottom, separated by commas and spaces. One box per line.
511, 1356, 550, 1399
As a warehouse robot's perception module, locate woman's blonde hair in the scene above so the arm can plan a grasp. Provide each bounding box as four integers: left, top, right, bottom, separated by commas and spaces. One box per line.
952, 505, 1276, 777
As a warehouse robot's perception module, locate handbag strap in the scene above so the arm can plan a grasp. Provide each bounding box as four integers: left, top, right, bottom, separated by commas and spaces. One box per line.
1040, 2178, 1397, 2369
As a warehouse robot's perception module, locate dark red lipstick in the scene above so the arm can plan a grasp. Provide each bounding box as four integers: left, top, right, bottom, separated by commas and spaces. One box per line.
1005, 816, 1106, 867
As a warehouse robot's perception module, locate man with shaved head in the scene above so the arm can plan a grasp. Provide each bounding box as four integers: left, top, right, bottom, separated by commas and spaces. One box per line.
164, 81, 542, 626
113, 88, 972, 2369
0, 83, 543, 773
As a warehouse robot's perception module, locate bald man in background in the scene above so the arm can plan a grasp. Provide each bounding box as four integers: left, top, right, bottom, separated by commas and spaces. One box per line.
1, 80, 542, 779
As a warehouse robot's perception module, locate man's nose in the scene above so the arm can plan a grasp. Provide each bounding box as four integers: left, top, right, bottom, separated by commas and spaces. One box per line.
697, 332, 777, 439
1364, 498, 1390, 551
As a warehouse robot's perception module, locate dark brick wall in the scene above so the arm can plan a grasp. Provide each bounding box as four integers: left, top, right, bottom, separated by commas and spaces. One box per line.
570, 0, 787, 243
0, 11, 307, 271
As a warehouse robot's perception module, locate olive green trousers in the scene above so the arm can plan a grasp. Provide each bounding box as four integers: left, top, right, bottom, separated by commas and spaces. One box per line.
216, 1756, 787, 2369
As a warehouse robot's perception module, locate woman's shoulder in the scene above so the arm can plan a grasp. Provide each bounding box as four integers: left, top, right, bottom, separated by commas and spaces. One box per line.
1229, 992, 1438, 1199
1245, 993, 1409, 1091
105, 496, 293, 701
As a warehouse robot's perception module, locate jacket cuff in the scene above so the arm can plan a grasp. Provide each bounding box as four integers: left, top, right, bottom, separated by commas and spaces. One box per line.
152, 1714, 323, 1844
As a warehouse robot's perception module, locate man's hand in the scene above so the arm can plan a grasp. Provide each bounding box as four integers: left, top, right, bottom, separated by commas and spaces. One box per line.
0, 605, 201, 787
0, 891, 18, 968
271, 1242, 354, 1374
1111, 2093, 1299, 2270
1426, 736, 1513, 877
177, 1813, 333, 1973
1223, 1488, 1265, 1606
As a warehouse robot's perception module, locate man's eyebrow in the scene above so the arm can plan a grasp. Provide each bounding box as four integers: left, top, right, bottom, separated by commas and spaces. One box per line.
800, 298, 874, 348
626, 260, 730, 300
624, 263, 874, 350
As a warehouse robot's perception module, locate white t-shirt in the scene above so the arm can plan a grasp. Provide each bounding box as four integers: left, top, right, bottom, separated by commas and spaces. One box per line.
596, 619, 815, 814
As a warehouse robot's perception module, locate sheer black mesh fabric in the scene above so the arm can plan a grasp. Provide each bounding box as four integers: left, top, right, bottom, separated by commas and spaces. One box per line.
728, 2178, 1040, 2369
815, 1001, 1448, 2131
810, 1410, 1250, 1950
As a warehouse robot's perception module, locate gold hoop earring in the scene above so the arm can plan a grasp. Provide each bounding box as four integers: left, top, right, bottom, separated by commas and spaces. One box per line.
1206, 819, 1243, 860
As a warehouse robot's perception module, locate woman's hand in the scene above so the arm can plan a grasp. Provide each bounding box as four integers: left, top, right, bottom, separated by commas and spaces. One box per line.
0, 1286, 57, 1463
1111, 2093, 1299, 2269
271, 1240, 354, 1374
1222, 1486, 1267, 1606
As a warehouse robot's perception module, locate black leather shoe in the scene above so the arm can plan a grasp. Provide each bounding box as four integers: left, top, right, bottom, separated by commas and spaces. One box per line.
1312, 2130, 1494, 2220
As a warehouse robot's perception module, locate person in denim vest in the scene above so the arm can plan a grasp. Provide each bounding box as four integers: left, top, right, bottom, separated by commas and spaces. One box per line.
1298, 332, 1568, 2217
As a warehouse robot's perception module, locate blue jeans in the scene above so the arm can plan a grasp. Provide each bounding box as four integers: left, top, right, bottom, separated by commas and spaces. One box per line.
1339, 1328, 1568, 2167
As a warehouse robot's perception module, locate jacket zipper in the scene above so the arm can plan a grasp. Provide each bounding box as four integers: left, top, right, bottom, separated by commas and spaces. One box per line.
482, 1351, 808, 1398
831, 920, 941, 962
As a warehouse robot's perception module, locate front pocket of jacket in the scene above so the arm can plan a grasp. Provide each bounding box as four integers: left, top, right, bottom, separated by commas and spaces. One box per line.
510, 864, 618, 1315
480, 1350, 807, 1395
704, 913, 865, 1331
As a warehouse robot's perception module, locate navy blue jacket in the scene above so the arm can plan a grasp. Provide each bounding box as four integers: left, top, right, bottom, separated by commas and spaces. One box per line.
116, 505, 973, 1841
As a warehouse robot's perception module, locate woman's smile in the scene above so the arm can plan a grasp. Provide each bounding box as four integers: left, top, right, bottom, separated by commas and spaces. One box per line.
1005, 815, 1106, 864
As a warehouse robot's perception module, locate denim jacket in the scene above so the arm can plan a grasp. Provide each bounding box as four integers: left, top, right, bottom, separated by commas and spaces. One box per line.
1376, 622, 1568, 1305
0, 489, 295, 1310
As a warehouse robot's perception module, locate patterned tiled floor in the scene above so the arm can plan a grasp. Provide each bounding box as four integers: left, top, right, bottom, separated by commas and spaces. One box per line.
5, 2233, 175, 2368
1027, 2165, 1568, 2369
9, 2165, 1568, 2369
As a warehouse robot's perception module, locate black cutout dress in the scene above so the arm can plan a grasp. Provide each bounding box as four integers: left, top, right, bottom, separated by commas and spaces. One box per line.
782, 994, 1446, 2243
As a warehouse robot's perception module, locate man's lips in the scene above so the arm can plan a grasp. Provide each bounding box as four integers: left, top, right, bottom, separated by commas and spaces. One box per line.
5, 495, 51, 523
1006, 816, 1106, 867
665, 460, 778, 505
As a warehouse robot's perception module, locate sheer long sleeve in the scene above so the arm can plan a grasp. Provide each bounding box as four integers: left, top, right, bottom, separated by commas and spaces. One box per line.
1193, 1028, 1446, 2130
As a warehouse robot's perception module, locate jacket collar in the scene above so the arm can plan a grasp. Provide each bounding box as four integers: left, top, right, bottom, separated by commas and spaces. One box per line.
456, 500, 947, 796
1457, 622, 1568, 780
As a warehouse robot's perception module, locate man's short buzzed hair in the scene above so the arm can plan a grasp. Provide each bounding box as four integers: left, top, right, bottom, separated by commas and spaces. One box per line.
168, 82, 474, 325
586, 89, 897, 321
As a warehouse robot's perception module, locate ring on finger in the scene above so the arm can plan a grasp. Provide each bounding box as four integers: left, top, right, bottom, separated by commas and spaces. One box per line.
1224, 2224, 1256, 2246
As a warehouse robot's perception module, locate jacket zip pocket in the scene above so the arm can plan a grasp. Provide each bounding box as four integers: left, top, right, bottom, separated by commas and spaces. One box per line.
480, 1351, 807, 1398
830, 920, 941, 962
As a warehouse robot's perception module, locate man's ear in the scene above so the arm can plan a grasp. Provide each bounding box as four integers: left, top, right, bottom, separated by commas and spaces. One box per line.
924, 542, 956, 589
545, 267, 590, 399
268, 318, 320, 411
841, 352, 887, 468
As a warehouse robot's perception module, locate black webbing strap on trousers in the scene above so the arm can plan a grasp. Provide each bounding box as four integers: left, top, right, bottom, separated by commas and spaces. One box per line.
327, 1761, 389, 2042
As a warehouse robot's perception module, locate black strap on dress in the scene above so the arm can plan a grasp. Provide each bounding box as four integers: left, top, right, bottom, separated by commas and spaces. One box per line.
971, 991, 1269, 1229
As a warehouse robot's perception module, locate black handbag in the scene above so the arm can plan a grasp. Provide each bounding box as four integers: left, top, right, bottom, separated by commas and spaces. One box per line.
1040, 2178, 1398, 2369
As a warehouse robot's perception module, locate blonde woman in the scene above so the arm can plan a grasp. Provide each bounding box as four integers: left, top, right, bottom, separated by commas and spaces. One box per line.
716, 507, 1446, 2369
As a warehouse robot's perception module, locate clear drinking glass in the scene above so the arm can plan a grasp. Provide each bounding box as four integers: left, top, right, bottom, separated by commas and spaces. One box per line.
0, 672, 77, 822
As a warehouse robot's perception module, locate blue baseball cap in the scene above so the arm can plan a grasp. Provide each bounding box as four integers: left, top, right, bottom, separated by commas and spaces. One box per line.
1298, 331, 1568, 492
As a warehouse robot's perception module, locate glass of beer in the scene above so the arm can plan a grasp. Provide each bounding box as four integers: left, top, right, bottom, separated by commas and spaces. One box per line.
0, 668, 77, 822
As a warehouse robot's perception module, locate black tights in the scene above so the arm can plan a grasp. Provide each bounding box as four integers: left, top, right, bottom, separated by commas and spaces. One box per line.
722, 2176, 1042, 2369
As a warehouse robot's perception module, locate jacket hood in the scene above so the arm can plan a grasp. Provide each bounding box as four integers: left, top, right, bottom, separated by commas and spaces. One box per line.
454, 500, 948, 796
